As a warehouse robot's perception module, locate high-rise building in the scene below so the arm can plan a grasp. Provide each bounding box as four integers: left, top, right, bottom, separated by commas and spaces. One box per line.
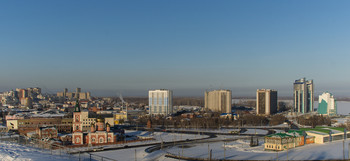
64, 88, 68, 98
205, 90, 232, 113
76, 88, 81, 98
318, 92, 337, 116
148, 89, 173, 115
57, 88, 91, 100
293, 78, 314, 113
256, 89, 278, 115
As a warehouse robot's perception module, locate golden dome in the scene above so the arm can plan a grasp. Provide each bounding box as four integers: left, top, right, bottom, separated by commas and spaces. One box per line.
96, 115, 105, 123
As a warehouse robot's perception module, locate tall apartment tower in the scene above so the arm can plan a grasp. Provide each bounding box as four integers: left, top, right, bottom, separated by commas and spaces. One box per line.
63, 88, 68, 98
318, 92, 337, 116
293, 78, 314, 113
148, 89, 173, 115
256, 89, 278, 115
205, 90, 232, 113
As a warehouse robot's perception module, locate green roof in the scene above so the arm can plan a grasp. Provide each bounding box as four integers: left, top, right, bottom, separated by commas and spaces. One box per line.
299, 126, 345, 134
299, 128, 331, 134
315, 126, 344, 132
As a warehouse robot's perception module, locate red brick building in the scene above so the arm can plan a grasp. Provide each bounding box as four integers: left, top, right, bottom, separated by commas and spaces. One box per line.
36, 127, 58, 139
72, 100, 117, 145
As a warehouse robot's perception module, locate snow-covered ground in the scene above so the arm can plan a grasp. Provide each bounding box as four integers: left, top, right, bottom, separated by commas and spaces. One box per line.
90, 135, 240, 161
332, 117, 349, 127
164, 128, 269, 135
68, 130, 208, 153
7, 129, 350, 161
92, 146, 170, 161
0, 141, 76, 161
125, 130, 208, 142
79, 134, 350, 160
166, 137, 350, 160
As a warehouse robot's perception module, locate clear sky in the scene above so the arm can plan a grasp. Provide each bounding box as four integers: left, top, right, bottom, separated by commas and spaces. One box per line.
1, 0, 350, 97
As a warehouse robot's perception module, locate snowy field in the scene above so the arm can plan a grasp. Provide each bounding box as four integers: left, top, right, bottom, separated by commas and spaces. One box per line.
166, 137, 350, 160
4, 129, 350, 160
125, 130, 208, 142
92, 146, 173, 161
90, 135, 241, 161
93, 135, 350, 161
68, 130, 208, 153
164, 128, 269, 135
0, 141, 77, 161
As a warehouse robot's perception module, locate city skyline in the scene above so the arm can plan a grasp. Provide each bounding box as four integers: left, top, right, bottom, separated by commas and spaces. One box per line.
2, 1, 350, 97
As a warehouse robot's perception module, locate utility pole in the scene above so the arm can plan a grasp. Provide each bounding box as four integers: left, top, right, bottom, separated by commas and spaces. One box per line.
287, 146, 288, 161
208, 144, 210, 160
182, 142, 184, 156
210, 149, 212, 161
343, 140, 345, 160
135, 149, 137, 161
348, 143, 350, 159
224, 142, 226, 160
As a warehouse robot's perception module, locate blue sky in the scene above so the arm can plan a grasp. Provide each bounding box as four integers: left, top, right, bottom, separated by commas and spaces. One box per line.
1, 0, 350, 97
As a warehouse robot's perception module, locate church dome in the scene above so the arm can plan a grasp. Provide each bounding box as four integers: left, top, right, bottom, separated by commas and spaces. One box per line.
96, 115, 105, 123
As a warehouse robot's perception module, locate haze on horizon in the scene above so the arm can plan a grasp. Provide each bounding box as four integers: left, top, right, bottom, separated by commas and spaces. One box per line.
1, 0, 350, 97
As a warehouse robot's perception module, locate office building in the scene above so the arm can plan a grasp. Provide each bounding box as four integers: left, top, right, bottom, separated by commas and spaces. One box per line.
294, 78, 314, 113
205, 90, 232, 113
317, 92, 337, 116
148, 89, 173, 115
256, 89, 277, 115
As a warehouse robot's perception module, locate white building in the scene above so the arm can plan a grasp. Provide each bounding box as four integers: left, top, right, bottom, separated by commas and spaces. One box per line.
148, 89, 173, 115
317, 92, 337, 116
205, 90, 232, 113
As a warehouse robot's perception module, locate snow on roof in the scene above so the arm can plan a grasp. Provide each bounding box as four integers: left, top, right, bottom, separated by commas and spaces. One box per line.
267, 133, 293, 138
306, 130, 329, 136
267, 130, 304, 138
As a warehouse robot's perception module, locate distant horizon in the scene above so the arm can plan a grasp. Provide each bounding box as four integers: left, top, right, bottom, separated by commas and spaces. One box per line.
2, 86, 350, 99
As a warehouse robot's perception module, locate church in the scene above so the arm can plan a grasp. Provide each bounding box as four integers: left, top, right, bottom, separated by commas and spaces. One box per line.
72, 100, 117, 145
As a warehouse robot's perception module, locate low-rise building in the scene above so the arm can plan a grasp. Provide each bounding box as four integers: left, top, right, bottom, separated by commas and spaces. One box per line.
35, 127, 58, 139
0, 125, 8, 132
264, 130, 314, 151
300, 127, 349, 144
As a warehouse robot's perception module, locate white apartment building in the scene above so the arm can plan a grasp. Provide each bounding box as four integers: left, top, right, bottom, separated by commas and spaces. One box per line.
148, 89, 173, 115
205, 90, 232, 113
